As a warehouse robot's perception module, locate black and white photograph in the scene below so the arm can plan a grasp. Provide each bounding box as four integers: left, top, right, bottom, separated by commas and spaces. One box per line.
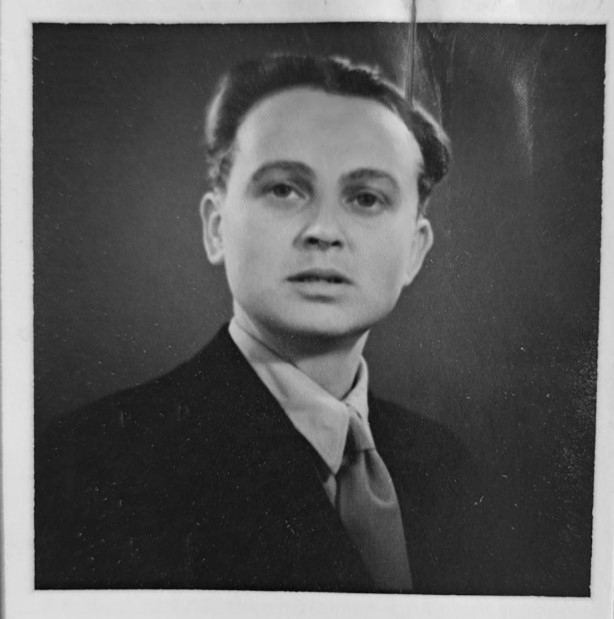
2, 1, 614, 618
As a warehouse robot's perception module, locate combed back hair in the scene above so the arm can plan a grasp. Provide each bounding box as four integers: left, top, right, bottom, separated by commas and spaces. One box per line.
204, 53, 451, 212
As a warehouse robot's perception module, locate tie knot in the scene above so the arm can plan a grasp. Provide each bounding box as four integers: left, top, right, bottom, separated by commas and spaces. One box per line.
345, 411, 375, 454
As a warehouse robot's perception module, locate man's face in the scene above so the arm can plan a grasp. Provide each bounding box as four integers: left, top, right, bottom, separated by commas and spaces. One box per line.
202, 87, 433, 343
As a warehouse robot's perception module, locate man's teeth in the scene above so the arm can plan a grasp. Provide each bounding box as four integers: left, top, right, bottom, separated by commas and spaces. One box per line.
297, 275, 343, 283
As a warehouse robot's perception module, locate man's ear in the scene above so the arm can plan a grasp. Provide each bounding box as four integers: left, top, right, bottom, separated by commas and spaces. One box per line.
199, 191, 225, 265
402, 216, 434, 287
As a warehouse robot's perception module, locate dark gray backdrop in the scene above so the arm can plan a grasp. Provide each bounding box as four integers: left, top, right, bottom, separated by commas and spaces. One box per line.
33, 23, 604, 595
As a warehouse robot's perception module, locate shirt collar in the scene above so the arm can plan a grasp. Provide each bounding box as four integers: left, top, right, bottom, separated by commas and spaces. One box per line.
228, 318, 370, 475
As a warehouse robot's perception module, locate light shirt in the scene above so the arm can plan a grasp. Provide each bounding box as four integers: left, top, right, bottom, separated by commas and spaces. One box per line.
228, 318, 373, 503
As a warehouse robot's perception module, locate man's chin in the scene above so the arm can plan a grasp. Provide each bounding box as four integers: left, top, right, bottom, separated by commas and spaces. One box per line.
266, 316, 373, 346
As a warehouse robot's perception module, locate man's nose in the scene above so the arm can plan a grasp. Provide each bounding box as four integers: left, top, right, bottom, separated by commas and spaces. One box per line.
299, 199, 345, 250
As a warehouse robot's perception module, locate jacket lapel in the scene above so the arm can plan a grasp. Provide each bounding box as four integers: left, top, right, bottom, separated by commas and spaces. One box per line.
182, 327, 370, 591
369, 394, 481, 593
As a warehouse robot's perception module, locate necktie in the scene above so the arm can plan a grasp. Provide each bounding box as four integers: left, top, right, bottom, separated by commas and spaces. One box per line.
336, 409, 413, 592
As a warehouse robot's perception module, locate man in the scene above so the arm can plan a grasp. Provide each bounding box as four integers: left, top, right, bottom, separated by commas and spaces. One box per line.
36, 54, 502, 593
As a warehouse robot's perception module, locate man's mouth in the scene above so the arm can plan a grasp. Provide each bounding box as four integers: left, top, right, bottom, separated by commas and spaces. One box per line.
287, 269, 351, 284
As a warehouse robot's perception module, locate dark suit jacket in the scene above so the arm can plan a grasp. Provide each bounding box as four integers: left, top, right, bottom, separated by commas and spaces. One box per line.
36, 326, 511, 593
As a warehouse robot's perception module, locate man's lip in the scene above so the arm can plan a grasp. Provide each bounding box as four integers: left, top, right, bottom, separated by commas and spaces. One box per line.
287, 269, 352, 284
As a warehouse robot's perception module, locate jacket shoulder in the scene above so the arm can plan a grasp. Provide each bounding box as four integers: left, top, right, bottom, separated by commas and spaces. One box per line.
35, 326, 243, 587
369, 395, 472, 471
38, 326, 241, 449
371, 396, 524, 595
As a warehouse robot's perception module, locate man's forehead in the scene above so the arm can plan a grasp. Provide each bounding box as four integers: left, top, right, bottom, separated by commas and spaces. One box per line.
233, 87, 424, 177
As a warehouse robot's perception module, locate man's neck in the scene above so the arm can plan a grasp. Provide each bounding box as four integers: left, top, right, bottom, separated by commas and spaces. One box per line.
232, 307, 368, 400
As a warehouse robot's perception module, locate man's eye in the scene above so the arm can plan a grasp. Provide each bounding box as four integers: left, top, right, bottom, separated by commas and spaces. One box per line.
351, 191, 383, 209
268, 183, 300, 199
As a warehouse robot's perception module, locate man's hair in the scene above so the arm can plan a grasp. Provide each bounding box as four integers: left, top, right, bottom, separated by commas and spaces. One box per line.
204, 54, 451, 211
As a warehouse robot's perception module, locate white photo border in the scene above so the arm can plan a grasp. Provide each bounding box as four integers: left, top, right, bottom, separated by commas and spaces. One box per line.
2, 1, 613, 618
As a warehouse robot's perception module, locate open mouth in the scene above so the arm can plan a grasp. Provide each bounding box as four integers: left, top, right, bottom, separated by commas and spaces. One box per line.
288, 270, 350, 285
291, 275, 346, 284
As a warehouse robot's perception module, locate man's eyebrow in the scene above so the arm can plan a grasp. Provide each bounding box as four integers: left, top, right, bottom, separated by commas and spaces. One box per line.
341, 168, 401, 192
250, 160, 315, 184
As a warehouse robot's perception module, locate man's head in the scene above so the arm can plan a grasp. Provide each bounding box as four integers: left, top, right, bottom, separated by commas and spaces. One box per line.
203, 54, 450, 214
200, 54, 451, 345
